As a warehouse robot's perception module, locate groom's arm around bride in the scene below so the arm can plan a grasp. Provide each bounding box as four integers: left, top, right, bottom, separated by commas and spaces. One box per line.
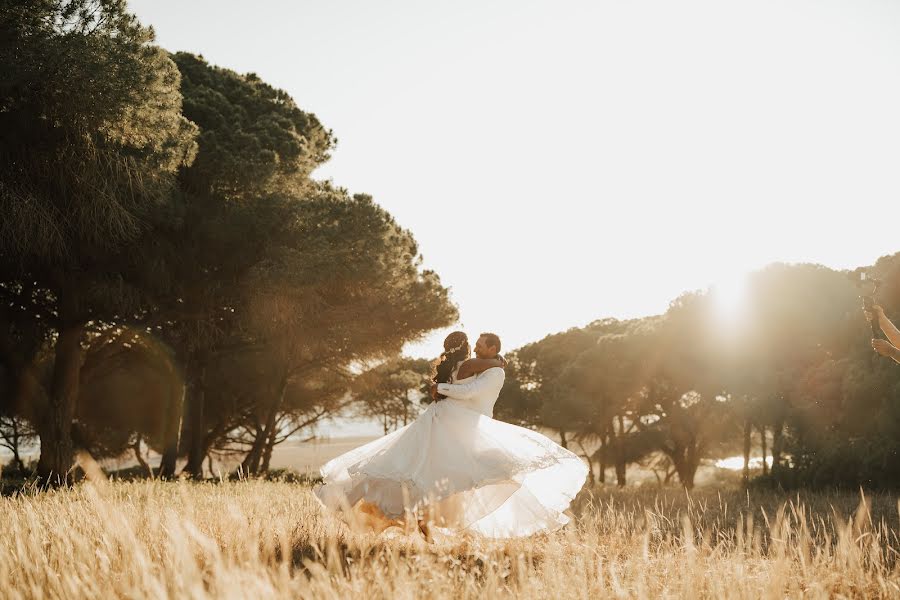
436, 367, 506, 402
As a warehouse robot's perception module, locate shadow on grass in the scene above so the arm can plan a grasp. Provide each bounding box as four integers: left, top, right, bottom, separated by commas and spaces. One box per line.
277, 531, 547, 583
0, 464, 323, 495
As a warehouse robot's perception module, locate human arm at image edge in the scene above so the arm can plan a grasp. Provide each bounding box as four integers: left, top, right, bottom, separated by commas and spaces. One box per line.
876, 308, 900, 349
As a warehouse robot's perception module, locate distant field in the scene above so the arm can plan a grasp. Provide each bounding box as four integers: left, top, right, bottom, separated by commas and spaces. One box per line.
6, 432, 750, 489
86, 434, 744, 487
1, 480, 897, 599
78, 435, 384, 477
266, 436, 380, 473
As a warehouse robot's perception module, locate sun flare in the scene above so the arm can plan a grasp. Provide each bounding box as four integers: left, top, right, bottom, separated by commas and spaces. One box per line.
710, 273, 749, 322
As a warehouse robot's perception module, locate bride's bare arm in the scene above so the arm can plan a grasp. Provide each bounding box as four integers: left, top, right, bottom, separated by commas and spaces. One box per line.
456, 356, 506, 380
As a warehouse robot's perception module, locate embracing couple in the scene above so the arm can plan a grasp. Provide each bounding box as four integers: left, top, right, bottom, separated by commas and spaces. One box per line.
314, 330, 587, 540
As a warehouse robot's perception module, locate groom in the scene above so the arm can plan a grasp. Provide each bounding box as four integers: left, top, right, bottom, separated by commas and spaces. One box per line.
431, 332, 505, 405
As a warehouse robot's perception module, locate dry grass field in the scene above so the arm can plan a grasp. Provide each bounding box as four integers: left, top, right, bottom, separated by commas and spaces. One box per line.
1, 477, 898, 599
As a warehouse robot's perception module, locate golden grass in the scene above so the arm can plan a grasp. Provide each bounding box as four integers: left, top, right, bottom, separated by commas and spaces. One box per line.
0, 480, 898, 599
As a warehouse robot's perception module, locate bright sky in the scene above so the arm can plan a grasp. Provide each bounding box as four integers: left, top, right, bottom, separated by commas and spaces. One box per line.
131, 0, 900, 360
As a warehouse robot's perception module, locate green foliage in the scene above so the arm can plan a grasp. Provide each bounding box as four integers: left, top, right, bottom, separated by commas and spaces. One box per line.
0, 0, 201, 481
353, 357, 432, 433
0, 5, 455, 480
187, 185, 456, 474
173, 52, 333, 199
243, 185, 456, 364
0, 0, 198, 265
506, 325, 606, 430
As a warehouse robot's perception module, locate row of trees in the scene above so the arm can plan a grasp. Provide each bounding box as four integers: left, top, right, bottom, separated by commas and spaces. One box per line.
495, 257, 900, 489
0, 1, 456, 482
274, 253, 900, 492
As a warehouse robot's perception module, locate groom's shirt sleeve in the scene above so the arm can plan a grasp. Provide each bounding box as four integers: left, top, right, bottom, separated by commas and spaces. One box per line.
436, 367, 505, 401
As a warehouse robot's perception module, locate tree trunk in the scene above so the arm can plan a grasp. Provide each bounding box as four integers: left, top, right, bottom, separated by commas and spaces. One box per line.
664, 467, 675, 484
159, 443, 177, 479
742, 419, 752, 485
558, 429, 568, 449
183, 364, 207, 478
8, 418, 24, 472
760, 425, 768, 476
666, 442, 699, 491
683, 443, 699, 490
771, 420, 784, 475
37, 323, 85, 485
12, 443, 24, 473
242, 424, 267, 475
672, 454, 695, 490
614, 416, 626, 487
577, 441, 595, 487
133, 435, 152, 477
260, 424, 278, 473
679, 466, 696, 490
615, 458, 627, 487
159, 382, 185, 479
598, 434, 607, 484
242, 379, 286, 475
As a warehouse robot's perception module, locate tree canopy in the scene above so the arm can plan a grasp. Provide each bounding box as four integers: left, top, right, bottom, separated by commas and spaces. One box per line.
0, 1, 456, 482
498, 259, 900, 489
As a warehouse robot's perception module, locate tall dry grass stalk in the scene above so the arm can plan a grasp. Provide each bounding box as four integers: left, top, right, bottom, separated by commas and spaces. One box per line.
0, 480, 897, 599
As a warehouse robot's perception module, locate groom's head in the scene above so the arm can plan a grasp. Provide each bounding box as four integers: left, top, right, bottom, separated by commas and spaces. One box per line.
474, 332, 501, 359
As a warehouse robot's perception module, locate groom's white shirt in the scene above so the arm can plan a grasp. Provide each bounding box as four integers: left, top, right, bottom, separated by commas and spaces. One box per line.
437, 367, 505, 416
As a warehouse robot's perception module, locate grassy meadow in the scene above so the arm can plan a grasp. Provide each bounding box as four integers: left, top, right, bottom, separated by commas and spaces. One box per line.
1, 478, 898, 599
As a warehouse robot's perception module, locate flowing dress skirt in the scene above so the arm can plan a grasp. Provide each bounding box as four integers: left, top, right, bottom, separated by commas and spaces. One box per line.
313, 397, 588, 538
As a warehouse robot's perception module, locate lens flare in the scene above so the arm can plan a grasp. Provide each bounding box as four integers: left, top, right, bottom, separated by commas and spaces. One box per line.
710, 273, 749, 322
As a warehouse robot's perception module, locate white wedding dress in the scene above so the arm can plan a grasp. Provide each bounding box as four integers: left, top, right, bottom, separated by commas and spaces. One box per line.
313, 364, 588, 538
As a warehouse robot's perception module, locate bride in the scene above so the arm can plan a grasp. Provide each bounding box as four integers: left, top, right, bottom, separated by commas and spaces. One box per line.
313, 331, 588, 539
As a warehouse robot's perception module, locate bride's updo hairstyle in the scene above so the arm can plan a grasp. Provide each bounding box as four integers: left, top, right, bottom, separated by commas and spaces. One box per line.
431, 331, 470, 400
